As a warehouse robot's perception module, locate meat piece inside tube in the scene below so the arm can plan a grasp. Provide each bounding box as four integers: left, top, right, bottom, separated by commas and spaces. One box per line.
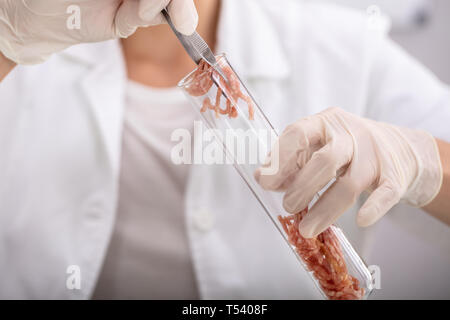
186, 59, 254, 120
279, 209, 365, 300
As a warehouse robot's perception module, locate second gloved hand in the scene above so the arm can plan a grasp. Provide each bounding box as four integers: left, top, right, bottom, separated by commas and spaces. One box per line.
255, 107, 443, 238
0, 0, 198, 64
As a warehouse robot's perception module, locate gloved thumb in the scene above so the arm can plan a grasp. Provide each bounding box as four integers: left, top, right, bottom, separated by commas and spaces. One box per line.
356, 181, 401, 227
114, 0, 168, 38
165, 0, 199, 35
115, 0, 198, 38
139, 0, 199, 35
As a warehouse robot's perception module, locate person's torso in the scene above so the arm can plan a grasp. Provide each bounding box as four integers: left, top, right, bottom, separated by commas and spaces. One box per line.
92, 81, 199, 299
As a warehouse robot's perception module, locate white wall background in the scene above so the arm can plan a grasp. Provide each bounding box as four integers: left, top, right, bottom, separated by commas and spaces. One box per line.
320, 0, 450, 83
391, 0, 450, 84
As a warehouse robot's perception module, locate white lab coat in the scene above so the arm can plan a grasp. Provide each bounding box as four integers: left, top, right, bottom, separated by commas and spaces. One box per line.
0, 0, 449, 299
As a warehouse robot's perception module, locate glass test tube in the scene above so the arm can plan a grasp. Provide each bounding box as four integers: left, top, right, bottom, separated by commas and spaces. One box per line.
178, 54, 373, 300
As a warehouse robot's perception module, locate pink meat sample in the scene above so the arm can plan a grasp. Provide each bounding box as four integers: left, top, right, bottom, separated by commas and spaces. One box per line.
279, 209, 365, 300
186, 60, 254, 120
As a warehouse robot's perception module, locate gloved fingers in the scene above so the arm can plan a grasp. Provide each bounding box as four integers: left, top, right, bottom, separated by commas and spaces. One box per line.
254, 139, 303, 192
356, 181, 401, 227
255, 116, 326, 191
115, 0, 169, 38
22, 0, 67, 16
282, 142, 351, 214
167, 0, 199, 35
298, 175, 362, 238
139, 0, 171, 21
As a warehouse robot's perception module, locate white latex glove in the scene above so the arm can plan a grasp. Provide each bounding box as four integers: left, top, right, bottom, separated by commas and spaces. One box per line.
0, 0, 198, 64
255, 107, 443, 238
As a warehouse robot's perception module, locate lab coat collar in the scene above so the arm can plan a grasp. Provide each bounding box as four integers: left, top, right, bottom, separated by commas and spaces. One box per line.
215, 0, 290, 80
61, 40, 127, 174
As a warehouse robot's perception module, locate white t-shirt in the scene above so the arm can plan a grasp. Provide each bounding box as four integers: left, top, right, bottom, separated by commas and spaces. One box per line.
93, 80, 198, 299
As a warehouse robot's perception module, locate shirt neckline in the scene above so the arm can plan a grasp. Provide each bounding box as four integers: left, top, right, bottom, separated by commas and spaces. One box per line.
126, 80, 187, 105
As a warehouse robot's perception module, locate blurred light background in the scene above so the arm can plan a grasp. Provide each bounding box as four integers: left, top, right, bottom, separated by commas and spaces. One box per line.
320, 0, 450, 83
319, 0, 450, 299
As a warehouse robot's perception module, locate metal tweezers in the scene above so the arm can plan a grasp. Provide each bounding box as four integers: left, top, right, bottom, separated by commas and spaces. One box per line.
161, 9, 229, 87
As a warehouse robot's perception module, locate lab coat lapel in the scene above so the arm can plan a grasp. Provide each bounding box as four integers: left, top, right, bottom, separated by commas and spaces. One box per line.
215, 0, 290, 80
63, 41, 126, 174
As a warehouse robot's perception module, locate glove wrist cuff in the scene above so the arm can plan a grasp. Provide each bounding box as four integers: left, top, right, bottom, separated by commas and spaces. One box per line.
403, 131, 443, 207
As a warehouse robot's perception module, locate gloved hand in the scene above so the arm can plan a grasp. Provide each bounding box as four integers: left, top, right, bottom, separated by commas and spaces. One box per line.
255, 107, 443, 238
0, 0, 198, 64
